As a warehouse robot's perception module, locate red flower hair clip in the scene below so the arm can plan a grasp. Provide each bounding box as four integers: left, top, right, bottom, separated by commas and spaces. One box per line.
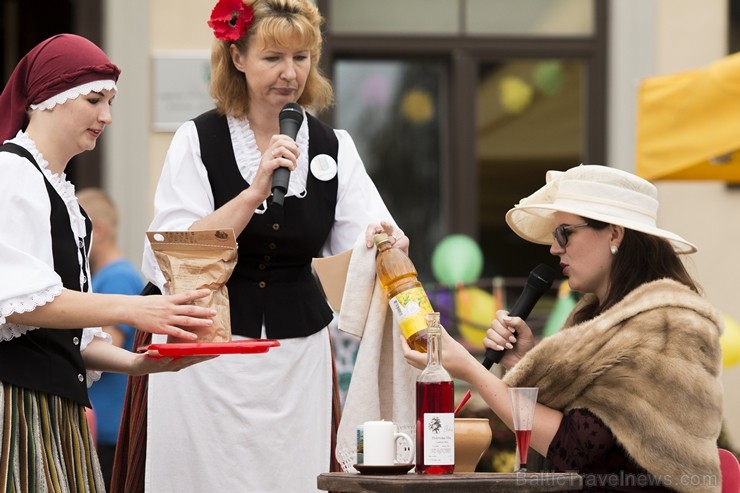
207, 0, 255, 41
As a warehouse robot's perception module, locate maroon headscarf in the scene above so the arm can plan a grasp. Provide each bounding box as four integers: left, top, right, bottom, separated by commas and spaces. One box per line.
0, 33, 121, 141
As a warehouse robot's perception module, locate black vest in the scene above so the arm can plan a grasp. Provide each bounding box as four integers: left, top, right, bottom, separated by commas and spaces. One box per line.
0, 143, 92, 407
192, 110, 338, 339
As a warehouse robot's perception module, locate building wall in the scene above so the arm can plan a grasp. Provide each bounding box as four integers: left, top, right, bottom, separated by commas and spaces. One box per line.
148, 0, 214, 207
103, 0, 151, 270
610, 0, 740, 445
102, 0, 214, 269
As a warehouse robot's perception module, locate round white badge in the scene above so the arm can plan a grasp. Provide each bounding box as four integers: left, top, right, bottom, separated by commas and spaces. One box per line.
310, 154, 338, 181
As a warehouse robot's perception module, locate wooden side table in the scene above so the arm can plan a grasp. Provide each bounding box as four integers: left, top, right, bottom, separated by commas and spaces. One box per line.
317, 472, 583, 493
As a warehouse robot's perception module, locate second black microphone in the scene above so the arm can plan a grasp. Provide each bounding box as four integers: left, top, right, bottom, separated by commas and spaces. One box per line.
481, 263, 556, 369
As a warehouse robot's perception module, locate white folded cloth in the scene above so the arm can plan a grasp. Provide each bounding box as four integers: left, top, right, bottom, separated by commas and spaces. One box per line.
334, 233, 420, 471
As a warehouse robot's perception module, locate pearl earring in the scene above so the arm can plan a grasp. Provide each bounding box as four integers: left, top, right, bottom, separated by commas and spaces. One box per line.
610, 244, 619, 255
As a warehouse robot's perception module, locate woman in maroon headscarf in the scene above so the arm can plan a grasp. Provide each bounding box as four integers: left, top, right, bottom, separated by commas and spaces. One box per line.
0, 34, 218, 492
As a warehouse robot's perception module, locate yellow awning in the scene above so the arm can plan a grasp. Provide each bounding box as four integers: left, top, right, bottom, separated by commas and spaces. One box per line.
636, 52, 740, 182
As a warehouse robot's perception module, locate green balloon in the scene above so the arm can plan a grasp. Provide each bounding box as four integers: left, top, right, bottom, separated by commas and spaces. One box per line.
542, 291, 577, 337
431, 235, 484, 286
533, 60, 565, 96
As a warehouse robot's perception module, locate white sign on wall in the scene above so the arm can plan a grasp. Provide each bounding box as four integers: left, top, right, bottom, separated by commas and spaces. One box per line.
152, 51, 214, 132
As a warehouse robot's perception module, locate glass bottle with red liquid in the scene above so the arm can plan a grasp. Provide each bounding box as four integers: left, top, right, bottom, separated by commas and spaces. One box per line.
415, 312, 454, 474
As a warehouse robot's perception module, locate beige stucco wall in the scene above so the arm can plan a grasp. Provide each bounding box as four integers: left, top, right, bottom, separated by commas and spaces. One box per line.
660, 182, 740, 446
104, 0, 740, 446
102, 0, 214, 268
610, 0, 740, 446
148, 0, 215, 204
102, 0, 150, 269
654, 0, 740, 444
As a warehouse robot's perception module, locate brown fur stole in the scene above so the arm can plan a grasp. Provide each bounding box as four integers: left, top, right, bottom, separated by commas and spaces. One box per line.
503, 279, 723, 493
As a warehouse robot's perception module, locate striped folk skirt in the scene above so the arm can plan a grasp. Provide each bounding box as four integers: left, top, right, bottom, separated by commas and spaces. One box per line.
0, 382, 105, 493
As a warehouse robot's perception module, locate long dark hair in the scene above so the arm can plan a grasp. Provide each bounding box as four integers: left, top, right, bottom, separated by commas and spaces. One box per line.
571, 218, 699, 324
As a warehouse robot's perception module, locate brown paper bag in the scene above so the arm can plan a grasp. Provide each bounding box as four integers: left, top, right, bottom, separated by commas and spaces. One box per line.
311, 248, 352, 313
147, 229, 238, 343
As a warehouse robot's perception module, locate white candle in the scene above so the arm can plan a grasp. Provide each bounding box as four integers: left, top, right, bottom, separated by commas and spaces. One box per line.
362, 421, 395, 465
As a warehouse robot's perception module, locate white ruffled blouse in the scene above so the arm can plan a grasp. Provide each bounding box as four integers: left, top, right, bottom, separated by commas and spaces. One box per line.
0, 132, 109, 385
142, 113, 398, 288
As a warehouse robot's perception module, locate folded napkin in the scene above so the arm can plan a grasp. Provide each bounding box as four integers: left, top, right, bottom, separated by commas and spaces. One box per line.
334, 233, 421, 471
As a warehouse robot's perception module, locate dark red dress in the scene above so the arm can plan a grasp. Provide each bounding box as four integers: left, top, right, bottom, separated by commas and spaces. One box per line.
547, 409, 674, 492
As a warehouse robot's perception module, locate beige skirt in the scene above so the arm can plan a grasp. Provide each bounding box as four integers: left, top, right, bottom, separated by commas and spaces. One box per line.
0, 382, 105, 493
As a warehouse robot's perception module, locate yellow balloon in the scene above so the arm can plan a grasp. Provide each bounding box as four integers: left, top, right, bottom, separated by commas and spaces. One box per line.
500, 76, 533, 115
721, 315, 740, 368
455, 287, 495, 349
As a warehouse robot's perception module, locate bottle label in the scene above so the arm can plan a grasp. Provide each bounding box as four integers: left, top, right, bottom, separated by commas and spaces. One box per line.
389, 287, 433, 340
423, 412, 455, 465
356, 425, 364, 464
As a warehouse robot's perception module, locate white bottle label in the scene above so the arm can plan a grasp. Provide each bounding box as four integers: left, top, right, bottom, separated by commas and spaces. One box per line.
423, 413, 455, 465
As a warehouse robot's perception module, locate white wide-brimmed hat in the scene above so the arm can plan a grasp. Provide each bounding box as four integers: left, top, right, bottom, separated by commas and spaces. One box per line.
505, 164, 697, 254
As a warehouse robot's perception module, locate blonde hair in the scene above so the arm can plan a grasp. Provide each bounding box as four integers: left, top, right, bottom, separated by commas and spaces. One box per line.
210, 0, 333, 118
76, 188, 119, 241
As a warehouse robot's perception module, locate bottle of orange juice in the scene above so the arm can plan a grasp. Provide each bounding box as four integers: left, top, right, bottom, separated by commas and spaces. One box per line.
374, 233, 434, 352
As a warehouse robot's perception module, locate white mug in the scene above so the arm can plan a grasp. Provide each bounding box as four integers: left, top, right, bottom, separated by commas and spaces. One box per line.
362, 421, 414, 465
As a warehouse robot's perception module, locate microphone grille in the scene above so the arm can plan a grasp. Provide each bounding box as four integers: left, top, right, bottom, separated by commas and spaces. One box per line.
279, 102, 304, 123
530, 263, 556, 290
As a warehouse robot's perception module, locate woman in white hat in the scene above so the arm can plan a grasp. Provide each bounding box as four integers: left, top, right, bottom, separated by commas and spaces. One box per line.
402, 165, 723, 492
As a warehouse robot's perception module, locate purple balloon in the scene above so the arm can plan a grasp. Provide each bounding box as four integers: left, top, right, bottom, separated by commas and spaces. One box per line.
427, 287, 454, 331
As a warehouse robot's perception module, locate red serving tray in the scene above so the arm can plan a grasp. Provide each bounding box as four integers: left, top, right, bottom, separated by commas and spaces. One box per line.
139, 339, 280, 356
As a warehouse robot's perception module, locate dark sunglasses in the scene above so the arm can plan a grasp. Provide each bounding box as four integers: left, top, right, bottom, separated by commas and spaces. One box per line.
552, 222, 590, 248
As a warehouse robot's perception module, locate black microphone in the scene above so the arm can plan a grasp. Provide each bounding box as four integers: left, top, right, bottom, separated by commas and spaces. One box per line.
271, 102, 304, 208
482, 263, 556, 369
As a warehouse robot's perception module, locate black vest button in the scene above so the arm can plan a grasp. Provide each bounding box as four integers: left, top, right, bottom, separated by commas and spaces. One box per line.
268, 243, 277, 250
73, 337, 80, 345
263, 255, 271, 262
272, 223, 280, 231
258, 264, 266, 270
77, 374, 84, 382
258, 281, 266, 288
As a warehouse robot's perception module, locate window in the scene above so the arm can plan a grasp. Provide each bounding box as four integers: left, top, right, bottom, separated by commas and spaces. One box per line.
731, 0, 740, 52
334, 60, 445, 281
322, 0, 606, 281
